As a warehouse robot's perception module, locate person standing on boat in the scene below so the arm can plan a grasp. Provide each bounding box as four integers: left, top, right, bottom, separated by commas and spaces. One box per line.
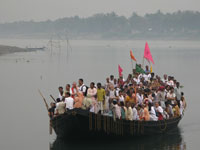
48, 102, 56, 119
148, 102, 158, 121
166, 87, 176, 105
127, 102, 133, 121
65, 92, 74, 110
55, 98, 66, 115
97, 83, 106, 114
155, 102, 164, 120
132, 103, 139, 120
156, 86, 166, 108
162, 74, 168, 84
78, 78, 87, 96
71, 82, 78, 99
109, 75, 115, 85
58, 86, 64, 101
87, 82, 97, 113
63, 84, 72, 97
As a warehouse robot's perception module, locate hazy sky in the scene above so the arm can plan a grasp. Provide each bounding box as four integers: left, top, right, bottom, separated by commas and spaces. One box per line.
0, 0, 199, 23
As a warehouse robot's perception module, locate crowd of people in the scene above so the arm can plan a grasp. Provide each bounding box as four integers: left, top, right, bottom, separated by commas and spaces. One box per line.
48, 65, 187, 121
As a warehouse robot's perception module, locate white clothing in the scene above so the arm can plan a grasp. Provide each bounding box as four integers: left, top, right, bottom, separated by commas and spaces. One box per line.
115, 105, 121, 119
56, 101, 66, 114
149, 107, 158, 121
180, 100, 184, 115
65, 97, 74, 110
79, 84, 87, 93
156, 106, 164, 114
58, 93, 63, 101
127, 107, 133, 121
137, 93, 143, 105
167, 92, 176, 104
132, 107, 138, 120
118, 95, 124, 102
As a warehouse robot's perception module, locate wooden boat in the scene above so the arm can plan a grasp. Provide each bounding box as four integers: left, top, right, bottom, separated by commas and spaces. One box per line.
50, 127, 183, 150
51, 108, 182, 139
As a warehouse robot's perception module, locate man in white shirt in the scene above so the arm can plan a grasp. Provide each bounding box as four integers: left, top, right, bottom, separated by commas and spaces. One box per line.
162, 74, 168, 84
64, 92, 74, 110
78, 78, 87, 95
166, 87, 176, 105
132, 104, 139, 120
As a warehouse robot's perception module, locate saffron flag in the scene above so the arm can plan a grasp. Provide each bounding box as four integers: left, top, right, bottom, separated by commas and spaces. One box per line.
144, 42, 154, 64
118, 65, 123, 77
135, 64, 145, 74
130, 50, 137, 61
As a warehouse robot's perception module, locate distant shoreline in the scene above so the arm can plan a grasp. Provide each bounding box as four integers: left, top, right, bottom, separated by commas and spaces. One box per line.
0, 45, 30, 56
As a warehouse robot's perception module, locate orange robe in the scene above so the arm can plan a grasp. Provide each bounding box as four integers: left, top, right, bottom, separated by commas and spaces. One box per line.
143, 107, 150, 121
74, 92, 84, 108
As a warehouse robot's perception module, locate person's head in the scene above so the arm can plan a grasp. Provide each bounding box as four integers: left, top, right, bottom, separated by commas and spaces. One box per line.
170, 87, 174, 93
119, 90, 122, 96
155, 102, 160, 108
148, 102, 153, 111
90, 82, 95, 89
127, 102, 131, 107
110, 84, 114, 90
120, 101, 124, 107
110, 75, 114, 81
131, 103, 135, 108
113, 100, 117, 105
65, 84, 70, 90
114, 78, 117, 84
50, 102, 55, 107
78, 78, 84, 86
72, 82, 77, 88
164, 74, 167, 80
151, 72, 155, 78
144, 99, 149, 106
58, 86, 63, 92
168, 76, 171, 81
56, 98, 61, 103
176, 82, 180, 88
65, 92, 71, 97
97, 83, 101, 89
145, 65, 149, 71
106, 78, 109, 83
128, 74, 132, 79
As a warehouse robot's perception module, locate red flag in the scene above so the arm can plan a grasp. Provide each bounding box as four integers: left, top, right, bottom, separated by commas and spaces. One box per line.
144, 42, 154, 64
130, 50, 137, 61
118, 65, 123, 77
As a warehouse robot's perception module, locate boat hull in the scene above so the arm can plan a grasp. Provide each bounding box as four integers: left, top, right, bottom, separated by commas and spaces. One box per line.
51, 108, 182, 139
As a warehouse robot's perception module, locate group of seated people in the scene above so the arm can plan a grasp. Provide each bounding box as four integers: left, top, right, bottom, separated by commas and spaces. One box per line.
48, 65, 187, 121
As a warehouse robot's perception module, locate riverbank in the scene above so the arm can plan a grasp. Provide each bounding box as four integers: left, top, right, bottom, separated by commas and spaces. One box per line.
0, 45, 33, 56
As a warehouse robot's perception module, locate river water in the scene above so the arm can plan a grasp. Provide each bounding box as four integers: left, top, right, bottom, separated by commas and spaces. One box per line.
0, 39, 199, 150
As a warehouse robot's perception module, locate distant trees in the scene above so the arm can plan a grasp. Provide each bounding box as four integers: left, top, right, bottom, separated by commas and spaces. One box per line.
0, 10, 200, 39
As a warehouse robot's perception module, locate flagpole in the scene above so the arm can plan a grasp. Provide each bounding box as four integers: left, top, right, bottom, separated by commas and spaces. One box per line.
142, 57, 144, 69
130, 58, 133, 75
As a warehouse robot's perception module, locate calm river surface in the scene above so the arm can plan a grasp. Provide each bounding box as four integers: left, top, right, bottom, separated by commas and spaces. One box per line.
0, 39, 199, 150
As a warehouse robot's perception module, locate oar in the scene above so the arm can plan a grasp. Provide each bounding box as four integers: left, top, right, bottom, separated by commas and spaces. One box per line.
50, 95, 56, 103
38, 89, 52, 135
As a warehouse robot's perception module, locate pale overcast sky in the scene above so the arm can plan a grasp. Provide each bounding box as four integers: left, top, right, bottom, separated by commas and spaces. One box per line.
0, 0, 199, 22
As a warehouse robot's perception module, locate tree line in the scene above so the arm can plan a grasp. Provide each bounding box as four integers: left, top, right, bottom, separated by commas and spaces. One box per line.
0, 10, 200, 39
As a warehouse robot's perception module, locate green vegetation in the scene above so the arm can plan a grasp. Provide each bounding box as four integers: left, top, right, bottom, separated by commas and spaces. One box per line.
0, 10, 200, 39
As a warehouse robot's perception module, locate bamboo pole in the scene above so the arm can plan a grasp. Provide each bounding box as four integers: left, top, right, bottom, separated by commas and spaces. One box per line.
130, 58, 134, 75
38, 89, 49, 111
50, 95, 56, 103
38, 90, 53, 135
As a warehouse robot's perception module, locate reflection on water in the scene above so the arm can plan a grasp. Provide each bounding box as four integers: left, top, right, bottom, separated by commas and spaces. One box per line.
50, 128, 186, 150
